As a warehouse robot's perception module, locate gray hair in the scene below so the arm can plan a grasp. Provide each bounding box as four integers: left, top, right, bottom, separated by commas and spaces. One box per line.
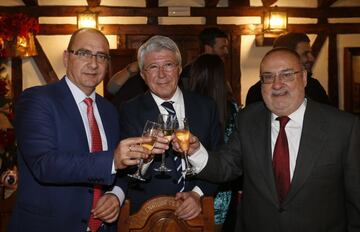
137, 35, 182, 71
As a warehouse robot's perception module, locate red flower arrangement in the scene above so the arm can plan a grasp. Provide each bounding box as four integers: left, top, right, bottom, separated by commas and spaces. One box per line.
0, 13, 40, 41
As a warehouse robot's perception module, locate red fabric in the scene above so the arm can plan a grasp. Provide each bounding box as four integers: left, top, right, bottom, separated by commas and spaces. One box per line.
84, 98, 103, 232
272, 116, 290, 203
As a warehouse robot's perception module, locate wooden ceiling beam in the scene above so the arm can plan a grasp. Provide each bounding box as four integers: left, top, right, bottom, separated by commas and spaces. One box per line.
318, 0, 338, 8
205, 0, 219, 7
146, 0, 158, 8
86, 0, 101, 7
37, 23, 360, 35
22, 0, 38, 6
261, 0, 277, 7
1, 6, 360, 18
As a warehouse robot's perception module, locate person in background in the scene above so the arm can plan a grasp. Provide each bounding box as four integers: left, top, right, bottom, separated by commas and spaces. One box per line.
106, 61, 148, 107
189, 53, 239, 231
10, 28, 154, 232
174, 47, 360, 231
246, 32, 330, 106
117, 35, 221, 219
180, 27, 229, 89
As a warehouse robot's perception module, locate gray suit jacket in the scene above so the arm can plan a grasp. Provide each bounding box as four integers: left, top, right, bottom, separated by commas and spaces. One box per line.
198, 99, 360, 232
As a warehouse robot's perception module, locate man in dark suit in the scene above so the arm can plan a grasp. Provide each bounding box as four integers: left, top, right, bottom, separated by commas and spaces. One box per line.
246, 32, 330, 106
118, 35, 221, 219
10, 28, 153, 232
176, 47, 360, 231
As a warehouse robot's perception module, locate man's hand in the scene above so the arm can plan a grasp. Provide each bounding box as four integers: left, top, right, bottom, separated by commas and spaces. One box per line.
114, 137, 152, 169
91, 193, 120, 223
174, 191, 202, 220
172, 133, 200, 156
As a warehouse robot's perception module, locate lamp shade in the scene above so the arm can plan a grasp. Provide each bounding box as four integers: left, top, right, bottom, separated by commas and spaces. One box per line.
77, 9, 98, 29
263, 10, 287, 33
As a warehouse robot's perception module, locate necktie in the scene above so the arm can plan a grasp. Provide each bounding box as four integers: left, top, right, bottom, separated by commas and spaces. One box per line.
161, 101, 185, 192
273, 116, 290, 204
84, 98, 103, 232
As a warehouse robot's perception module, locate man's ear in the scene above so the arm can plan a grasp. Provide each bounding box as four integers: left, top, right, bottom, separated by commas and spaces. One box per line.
63, 50, 68, 68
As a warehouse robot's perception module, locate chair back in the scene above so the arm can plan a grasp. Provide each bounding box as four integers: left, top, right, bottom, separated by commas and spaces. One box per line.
118, 195, 214, 232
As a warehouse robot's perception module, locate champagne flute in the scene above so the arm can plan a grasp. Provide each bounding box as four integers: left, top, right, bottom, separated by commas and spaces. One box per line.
128, 120, 160, 181
154, 114, 176, 172
175, 117, 195, 176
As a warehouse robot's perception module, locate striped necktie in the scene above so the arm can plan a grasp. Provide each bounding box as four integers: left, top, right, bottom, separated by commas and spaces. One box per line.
84, 98, 103, 232
161, 101, 185, 192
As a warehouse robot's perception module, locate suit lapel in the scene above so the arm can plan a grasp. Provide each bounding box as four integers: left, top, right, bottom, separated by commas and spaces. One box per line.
284, 100, 327, 205
251, 107, 279, 205
57, 78, 89, 150
142, 92, 161, 123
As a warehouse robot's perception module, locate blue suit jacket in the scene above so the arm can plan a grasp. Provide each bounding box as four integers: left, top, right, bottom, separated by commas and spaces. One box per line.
117, 90, 221, 213
10, 79, 119, 232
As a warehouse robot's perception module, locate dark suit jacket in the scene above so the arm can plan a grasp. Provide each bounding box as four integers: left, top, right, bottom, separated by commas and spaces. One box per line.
10, 78, 119, 232
245, 75, 330, 106
118, 90, 221, 212
198, 100, 360, 232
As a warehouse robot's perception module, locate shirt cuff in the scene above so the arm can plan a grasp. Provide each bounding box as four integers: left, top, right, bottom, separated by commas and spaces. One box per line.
188, 143, 208, 174
191, 186, 204, 197
106, 186, 125, 206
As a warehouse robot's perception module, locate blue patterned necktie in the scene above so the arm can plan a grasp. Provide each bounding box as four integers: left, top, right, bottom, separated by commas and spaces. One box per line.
161, 101, 185, 192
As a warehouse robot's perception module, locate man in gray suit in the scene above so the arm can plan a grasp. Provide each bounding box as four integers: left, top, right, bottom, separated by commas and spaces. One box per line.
174, 47, 360, 231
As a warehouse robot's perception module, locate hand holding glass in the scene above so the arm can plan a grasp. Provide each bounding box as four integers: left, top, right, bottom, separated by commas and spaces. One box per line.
175, 117, 195, 176
154, 114, 176, 172
128, 120, 160, 181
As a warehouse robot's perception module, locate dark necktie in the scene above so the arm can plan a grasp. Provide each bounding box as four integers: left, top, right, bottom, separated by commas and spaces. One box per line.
161, 101, 184, 192
84, 98, 103, 232
273, 116, 290, 203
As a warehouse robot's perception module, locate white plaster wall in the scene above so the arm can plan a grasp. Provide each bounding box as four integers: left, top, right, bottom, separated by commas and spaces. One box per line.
240, 35, 271, 106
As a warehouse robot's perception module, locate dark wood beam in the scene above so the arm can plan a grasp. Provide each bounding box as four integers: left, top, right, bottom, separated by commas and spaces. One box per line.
311, 32, 327, 59
11, 58, 22, 104
86, 0, 101, 7
261, 0, 277, 7
33, 37, 59, 84
37, 23, 360, 36
229, 0, 250, 7
22, 0, 38, 6
328, 34, 338, 107
318, 0, 338, 8
205, 0, 219, 7
145, 0, 158, 7
1, 6, 360, 18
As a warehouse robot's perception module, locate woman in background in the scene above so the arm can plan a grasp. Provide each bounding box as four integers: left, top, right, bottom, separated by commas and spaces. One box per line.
189, 53, 239, 232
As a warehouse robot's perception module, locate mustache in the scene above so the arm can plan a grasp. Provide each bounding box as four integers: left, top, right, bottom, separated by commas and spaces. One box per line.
271, 88, 288, 96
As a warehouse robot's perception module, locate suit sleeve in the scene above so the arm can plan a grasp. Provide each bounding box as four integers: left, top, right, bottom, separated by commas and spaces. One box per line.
345, 116, 360, 231
193, 100, 222, 195
14, 88, 115, 186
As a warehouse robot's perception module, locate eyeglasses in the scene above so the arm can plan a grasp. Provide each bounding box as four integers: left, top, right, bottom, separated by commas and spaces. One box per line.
260, 70, 302, 84
68, 49, 110, 63
144, 62, 178, 74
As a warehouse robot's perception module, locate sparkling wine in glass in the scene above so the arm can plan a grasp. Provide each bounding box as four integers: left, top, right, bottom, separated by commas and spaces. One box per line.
175, 117, 195, 176
128, 120, 160, 181
154, 114, 176, 172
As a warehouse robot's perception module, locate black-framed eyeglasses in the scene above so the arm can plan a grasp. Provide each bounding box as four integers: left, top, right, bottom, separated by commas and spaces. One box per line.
144, 62, 179, 74
260, 70, 302, 84
68, 49, 110, 63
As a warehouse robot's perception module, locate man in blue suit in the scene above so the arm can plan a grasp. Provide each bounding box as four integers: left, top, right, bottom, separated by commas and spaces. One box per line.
118, 35, 221, 219
10, 28, 153, 232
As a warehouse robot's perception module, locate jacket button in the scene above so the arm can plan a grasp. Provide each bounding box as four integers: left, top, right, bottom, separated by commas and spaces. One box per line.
278, 207, 285, 213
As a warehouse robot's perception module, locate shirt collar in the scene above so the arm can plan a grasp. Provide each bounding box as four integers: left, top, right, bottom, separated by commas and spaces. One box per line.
65, 76, 96, 104
151, 87, 182, 106
271, 98, 307, 127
